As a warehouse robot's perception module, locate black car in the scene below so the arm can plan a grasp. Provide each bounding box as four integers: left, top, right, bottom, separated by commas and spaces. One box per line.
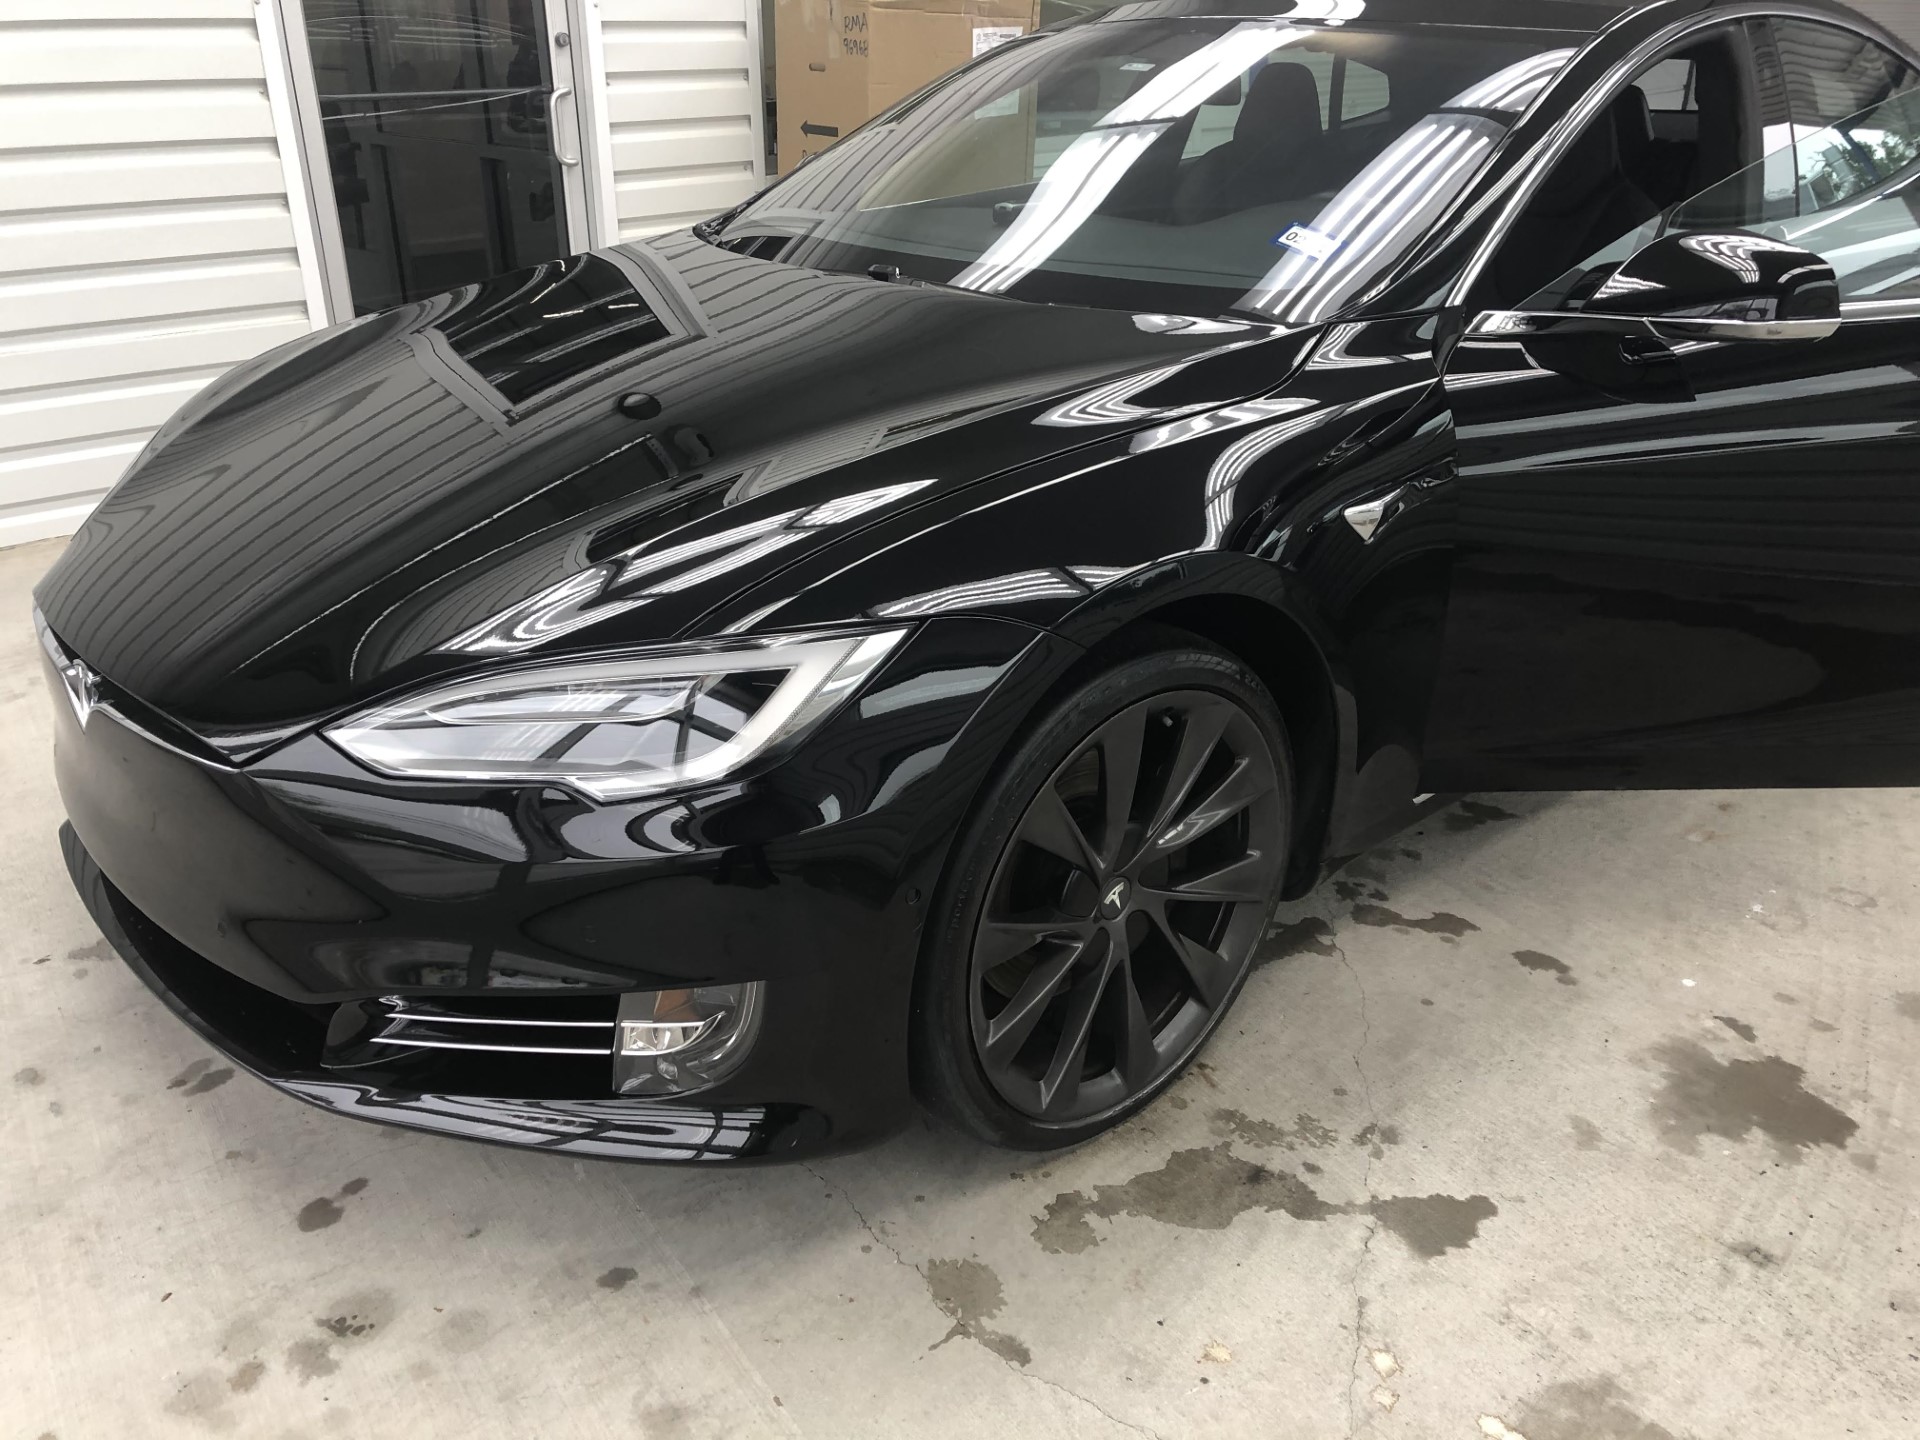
35, 0, 1920, 1161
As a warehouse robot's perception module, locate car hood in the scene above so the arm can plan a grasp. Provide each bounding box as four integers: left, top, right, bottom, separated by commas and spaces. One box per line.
35, 233, 1309, 755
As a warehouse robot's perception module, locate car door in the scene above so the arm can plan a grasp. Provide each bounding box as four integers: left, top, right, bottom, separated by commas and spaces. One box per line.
1422, 14, 1920, 790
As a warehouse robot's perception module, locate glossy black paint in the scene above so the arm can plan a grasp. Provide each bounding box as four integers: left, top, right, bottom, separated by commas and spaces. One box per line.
1581, 230, 1841, 323
35, 0, 1920, 1159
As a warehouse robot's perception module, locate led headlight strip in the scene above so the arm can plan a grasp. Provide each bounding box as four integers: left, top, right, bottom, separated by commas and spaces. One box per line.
324, 628, 907, 800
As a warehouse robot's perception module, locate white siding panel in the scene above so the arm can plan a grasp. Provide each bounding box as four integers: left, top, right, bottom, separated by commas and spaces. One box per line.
5, 2, 255, 19
0, 201, 301, 273
0, 372, 222, 451
609, 119, 757, 176
0, 144, 289, 213
0, 9, 319, 544
0, 435, 148, 510
598, 1, 763, 242
0, 255, 306, 333
0, 311, 309, 393
0, 85, 277, 152
9, 23, 266, 85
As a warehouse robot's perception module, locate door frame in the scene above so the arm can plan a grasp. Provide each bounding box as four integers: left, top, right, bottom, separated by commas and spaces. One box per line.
265, 0, 618, 325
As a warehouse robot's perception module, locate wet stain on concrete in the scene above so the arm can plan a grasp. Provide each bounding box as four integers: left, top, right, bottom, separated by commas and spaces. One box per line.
1894, 992, 1920, 1021
1333, 879, 1390, 903
163, 1370, 238, 1430
924, 1258, 1030, 1367
1509, 1374, 1679, 1440
1727, 1242, 1777, 1268
1263, 916, 1336, 962
1351, 1122, 1402, 1159
1353, 904, 1480, 940
597, 1267, 638, 1292
1647, 1038, 1858, 1161
1444, 799, 1520, 832
15, 1066, 43, 1086
227, 1359, 265, 1394
65, 939, 111, 965
1032, 1144, 1495, 1258
436, 1309, 492, 1355
1515, 950, 1577, 985
284, 1338, 338, 1383
1774, 991, 1799, 1005
288, 1291, 394, 1382
1569, 1116, 1603, 1150
1209, 1107, 1336, 1151
166, 1059, 212, 1090
1829, 886, 1879, 911
1715, 1015, 1756, 1042
182, 1067, 234, 1096
296, 1198, 343, 1232
296, 1178, 370, 1232
1368, 1194, 1499, 1259
1809, 1019, 1838, 1033
1850, 1152, 1879, 1173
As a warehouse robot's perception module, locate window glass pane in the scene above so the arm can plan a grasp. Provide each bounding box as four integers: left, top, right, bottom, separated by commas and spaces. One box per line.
719, 21, 1573, 322
303, 0, 568, 315
1341, 61, 1390, 121
1495, 23, 1793, 309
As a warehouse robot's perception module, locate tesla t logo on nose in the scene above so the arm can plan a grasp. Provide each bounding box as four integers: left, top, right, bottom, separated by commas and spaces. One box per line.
58, 659, 99, 730
1100, 879, 1130, 918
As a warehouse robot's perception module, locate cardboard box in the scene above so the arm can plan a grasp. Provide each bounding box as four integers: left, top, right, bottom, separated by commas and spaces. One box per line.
775, 0, 1041, 174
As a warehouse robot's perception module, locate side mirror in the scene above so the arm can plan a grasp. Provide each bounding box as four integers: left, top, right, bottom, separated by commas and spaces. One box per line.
1471, 230, 1841, 343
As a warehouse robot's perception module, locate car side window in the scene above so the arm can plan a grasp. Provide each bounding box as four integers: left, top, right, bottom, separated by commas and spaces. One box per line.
1488, 22, 1788, 310
1765, 19, 1920, 301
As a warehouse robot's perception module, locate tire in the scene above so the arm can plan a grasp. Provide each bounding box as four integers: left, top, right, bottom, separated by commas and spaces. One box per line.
912, 631, 1294, 1150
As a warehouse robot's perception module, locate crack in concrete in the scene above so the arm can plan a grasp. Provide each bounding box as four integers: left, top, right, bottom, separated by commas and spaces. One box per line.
1334, 933, 1385, 1440
805, 1164, 1168, 1439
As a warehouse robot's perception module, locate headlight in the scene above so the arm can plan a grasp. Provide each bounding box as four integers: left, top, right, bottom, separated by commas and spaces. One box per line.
323, 629, 906, 799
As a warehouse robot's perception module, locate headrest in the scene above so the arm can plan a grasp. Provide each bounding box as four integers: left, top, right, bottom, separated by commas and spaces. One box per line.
1613, 84, 1654, 159
1235, 62, 1322, 146
1533, 91, 1628, 214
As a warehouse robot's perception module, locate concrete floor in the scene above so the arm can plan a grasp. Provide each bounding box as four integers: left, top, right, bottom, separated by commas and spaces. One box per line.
3, 533, 1916, 1440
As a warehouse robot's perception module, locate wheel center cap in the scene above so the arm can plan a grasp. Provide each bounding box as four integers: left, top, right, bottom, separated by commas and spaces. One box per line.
1098, 877, 1131, 921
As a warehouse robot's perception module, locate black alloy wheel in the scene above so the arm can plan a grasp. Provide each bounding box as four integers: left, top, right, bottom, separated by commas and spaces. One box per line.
915, 637, 1292, 1148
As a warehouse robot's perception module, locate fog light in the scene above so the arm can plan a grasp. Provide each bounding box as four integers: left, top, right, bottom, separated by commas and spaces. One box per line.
613, 983, 762, 1095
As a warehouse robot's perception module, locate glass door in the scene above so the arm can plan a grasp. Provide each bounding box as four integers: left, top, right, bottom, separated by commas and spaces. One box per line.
297, 0, 593, 315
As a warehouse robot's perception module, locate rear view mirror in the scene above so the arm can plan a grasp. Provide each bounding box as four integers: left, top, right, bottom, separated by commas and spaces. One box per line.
1582, 230, 1840, 340
1203, 76, 1243, 106
1470, 229, 1841, 344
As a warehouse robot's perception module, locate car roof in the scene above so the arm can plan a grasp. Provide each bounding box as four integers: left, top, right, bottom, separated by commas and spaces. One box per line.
1081, 0, 1636, 37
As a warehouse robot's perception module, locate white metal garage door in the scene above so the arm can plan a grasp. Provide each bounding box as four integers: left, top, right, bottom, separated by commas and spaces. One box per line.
0, 1, 327, 547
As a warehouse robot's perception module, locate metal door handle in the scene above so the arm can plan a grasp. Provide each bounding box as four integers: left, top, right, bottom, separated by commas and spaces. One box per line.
549, 84, 580, 166
1343, 485, 1407, 543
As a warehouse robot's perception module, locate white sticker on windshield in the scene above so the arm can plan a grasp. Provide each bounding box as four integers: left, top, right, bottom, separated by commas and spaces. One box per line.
972, 25, 1023, 57
1275, 223, 1341, 261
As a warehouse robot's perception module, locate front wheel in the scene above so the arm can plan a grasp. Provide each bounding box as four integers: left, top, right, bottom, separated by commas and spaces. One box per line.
914, 637, 1293, 1149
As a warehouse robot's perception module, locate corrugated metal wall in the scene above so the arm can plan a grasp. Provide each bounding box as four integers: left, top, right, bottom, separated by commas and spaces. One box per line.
0, 0, 322, 546
598, 0, 765, 240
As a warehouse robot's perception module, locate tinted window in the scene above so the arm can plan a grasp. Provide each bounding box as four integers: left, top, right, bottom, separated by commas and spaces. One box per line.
1492, 22, 1792, 309
1770, 19, 1920, 299
715, 21, 1573, 323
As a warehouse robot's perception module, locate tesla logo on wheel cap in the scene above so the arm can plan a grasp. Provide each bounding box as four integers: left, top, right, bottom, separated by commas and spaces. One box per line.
1100, 878, 1130, 919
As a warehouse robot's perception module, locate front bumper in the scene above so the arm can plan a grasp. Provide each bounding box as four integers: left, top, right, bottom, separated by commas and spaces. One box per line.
47, 615, 1072, 1161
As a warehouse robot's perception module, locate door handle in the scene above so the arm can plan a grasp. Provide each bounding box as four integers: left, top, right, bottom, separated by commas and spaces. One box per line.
548, 84, 580, 166
1343, 486, 1406, 543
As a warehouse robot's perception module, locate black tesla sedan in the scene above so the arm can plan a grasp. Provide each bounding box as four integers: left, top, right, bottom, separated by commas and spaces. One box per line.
33, 0, 1920, 1161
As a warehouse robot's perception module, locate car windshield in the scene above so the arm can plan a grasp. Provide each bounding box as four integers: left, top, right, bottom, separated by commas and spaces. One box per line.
711, 18, 1576, 323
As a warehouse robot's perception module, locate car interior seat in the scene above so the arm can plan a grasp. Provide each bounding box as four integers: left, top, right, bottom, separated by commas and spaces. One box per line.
1172, 62, 1325, 224
1491, 87, 1663, 306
